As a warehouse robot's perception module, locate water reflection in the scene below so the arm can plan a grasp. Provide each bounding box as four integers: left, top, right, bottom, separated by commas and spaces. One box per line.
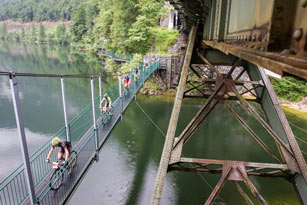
0, 128, 49, 179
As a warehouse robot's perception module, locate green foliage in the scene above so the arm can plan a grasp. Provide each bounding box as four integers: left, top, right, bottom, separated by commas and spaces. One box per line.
105, 58, 119, 73
270, 76, 307, 102
55, 23, 67, 45
0, 23, 7, 40
31, 22, 36, 41
0, 0, 84, 22
153, 27, 178, 52
92, 0, 167, 55
126, 15, 154, 54
125, 0, 165, 54
70, 3, 87, 42
39, 23, 46, 42
120, 54, 143, 73
0, 0, 177, 57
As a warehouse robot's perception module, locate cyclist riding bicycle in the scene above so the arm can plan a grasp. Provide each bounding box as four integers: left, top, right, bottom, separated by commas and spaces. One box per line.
99, 93, 112, 114
46, 137, 72, 164
123, 73, 130, 89
134, 67, 139, 81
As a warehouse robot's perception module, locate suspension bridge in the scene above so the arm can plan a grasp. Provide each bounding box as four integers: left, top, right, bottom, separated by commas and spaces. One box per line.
0, 59, 160, 205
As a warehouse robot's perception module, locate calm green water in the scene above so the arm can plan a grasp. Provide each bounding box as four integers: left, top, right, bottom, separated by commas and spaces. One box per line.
0, 41, 306, 204
68, 95, 307, 204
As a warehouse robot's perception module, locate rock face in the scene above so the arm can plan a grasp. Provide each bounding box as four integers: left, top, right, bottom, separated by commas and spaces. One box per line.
158, 33, 188, 89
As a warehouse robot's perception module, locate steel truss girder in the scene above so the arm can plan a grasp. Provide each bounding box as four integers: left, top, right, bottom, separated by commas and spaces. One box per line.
166, 53, 307, 204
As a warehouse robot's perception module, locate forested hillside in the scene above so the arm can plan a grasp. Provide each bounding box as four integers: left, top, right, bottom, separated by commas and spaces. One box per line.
0, 0, 178, 56
0, 0, 85, 22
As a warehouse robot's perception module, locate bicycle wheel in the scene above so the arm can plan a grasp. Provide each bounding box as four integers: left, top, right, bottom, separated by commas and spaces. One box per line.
49, 169, 63, 190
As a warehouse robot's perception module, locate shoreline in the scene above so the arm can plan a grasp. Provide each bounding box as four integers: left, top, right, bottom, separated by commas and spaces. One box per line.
279, 97, 307, 115
139, 88, 307, 117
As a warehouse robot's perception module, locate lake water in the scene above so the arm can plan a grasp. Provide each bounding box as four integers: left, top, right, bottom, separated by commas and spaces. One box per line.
0, 41, 306, 204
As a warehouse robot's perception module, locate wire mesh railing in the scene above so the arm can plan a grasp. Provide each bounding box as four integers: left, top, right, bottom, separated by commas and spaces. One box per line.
98, 50, 133, 61
0, 59, 160, 205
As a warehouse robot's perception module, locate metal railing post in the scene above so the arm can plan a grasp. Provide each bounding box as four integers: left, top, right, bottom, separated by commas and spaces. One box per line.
60, 76, 70, 142
90, 76, 99, 161
99, 73, 102, 103
9, 72, 36, 205
142, 65, 145, 87
118, 72, 123, 121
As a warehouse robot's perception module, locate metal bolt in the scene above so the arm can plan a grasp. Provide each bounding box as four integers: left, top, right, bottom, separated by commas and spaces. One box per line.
293, 28, 303, 41
301, 0, 307, 7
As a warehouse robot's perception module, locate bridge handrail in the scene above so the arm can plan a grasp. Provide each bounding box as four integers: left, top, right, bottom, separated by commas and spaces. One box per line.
98, 50, 133, 61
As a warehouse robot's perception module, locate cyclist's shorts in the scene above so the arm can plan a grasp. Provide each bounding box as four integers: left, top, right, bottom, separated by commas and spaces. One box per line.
59, 141, 72, 154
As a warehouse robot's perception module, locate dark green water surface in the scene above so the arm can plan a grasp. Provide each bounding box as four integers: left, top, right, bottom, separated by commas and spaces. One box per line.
0, 41, 306, 204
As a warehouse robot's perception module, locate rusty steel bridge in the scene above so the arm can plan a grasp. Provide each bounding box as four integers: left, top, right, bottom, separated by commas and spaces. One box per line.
152, 0, 307, 204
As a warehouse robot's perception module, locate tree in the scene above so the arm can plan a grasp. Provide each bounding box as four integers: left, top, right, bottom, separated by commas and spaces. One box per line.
70, 3, 87, 42
126, 0, 165, 54
31, 22, 36, 41
39, 22, 46, 42
55, 22, 67, 44
126, 15, 154, 54
21, 28, 25, 41
0, 23, 8, 40
0, 23, 7, 40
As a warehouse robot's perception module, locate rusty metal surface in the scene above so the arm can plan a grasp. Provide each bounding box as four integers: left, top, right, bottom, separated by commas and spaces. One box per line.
151, 27, 198, 205
223, 161, 246, 181
237, 167, 267, 205
171, 0, 307, 78
233, 181, 254, 205
203, 40, 307, 79
205, 166, 232, 205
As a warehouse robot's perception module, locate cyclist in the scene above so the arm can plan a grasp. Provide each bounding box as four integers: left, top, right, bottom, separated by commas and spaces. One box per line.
123, 73, 130, 89
134, 67, 139, 81
46, 137, 72, 164
99, 93, 112, 114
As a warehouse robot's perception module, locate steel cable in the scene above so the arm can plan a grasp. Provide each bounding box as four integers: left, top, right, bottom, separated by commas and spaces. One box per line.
135, 101, 225, 203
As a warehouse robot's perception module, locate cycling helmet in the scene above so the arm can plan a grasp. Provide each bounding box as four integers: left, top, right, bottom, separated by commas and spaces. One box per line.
51, 137, 61, 146
103, 93, 108, 98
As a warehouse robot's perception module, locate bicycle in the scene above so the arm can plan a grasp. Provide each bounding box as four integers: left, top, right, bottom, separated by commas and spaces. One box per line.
48, 150, 78, 191
102, 106, 113, 124
123, 84, 130, 97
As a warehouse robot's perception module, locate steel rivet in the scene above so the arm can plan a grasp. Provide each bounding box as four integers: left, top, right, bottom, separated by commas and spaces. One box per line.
293, 28, 303, 41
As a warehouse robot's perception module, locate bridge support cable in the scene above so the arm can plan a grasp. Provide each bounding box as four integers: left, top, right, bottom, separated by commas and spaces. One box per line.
61, 76, 71, 142
9, 73, 36, 205
151, 26, 197, 205
135, 100, 226, 203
